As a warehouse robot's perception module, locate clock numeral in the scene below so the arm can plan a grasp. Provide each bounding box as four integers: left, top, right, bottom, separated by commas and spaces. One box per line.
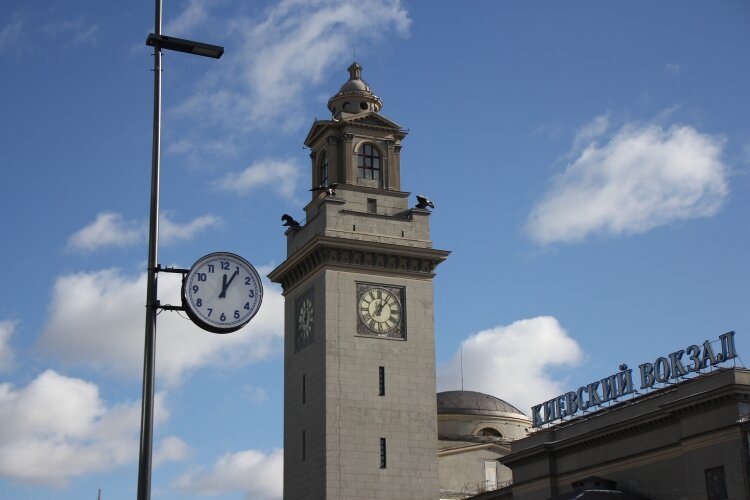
244, 302, 250, 310
249, 290, 255, 298
207, 308, 213, 317
208, 264, 215, 273
221, 261, 230, 271
234, 310, 240, 319
196, 299, 202, 307
197, 273, 207, 282
245, 277, 252, 285
361, 312, 371, 322
220, 313, 227, 321
192, 285, 199, 294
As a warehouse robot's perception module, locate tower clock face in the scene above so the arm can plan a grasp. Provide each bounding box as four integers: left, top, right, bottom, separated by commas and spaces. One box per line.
357, 285, 404, 337
296, 295, 314, 348
183, 252, 263, 334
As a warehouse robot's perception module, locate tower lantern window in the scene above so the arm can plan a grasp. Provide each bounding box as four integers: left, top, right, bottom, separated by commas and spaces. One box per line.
357, 144, 381, 180
319, 151, 328, 186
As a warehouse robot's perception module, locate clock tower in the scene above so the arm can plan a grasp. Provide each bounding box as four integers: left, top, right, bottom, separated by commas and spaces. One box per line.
268, 62, 449, 500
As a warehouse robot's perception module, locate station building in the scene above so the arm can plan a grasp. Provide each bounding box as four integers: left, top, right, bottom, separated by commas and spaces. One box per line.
474, 367, 750, 500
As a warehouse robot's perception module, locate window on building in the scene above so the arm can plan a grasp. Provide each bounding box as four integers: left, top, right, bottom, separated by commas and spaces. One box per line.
379, 438, 387, 468
319, 151, 328, 186
378, 366, 385, 396
477, 427, 502, 437
367, 198, 377, 214
484, 461, 497, 491
705, 466, 728, 500
357, 144, 381, 180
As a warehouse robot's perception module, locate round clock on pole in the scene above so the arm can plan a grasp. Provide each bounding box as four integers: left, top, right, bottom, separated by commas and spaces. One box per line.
182, 252, 263, 334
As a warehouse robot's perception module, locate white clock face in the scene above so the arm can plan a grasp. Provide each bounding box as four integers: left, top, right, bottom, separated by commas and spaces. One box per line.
297, 297, 313, 343
358, 286, 402, 335
183, 252, 263, 333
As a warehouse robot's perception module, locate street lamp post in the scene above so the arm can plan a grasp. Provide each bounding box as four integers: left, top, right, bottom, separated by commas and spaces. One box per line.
136, 2, 223, 500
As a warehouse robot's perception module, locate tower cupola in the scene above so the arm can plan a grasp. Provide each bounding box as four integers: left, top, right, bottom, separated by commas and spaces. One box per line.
327, 62, 383, 117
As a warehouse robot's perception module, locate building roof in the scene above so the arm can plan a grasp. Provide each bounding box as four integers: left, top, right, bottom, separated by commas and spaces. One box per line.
437, 391, 526, 417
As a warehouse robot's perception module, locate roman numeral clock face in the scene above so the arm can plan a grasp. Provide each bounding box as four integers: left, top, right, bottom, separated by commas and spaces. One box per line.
183, 252, 263, 334
357, 284, 405, 338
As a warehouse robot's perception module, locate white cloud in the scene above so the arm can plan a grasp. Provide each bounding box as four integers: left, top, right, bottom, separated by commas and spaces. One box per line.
67, 212, 221, 252
437, 317, 584, 414
71, 23, 98, 46
244, 385, 268, 403
572, 114, 608, 152
164, 0, 212, 36
0, 321, 17, 372
213, 159, 301, 199
0, 14, 24, 55
666, 62, 681, 76
171, 0, 410, 137
0, 370, 180, 487
161, 213, 221, 244
41, 19, 98, 47
36, 267, 284, 386
528, 121, 728, 244
67, 212, 144, 252
174, 449, 283, 500
154, 436, 191, 466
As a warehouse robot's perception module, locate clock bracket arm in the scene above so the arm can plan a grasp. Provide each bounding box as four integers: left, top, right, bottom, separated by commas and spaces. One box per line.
153, 264, 190, 312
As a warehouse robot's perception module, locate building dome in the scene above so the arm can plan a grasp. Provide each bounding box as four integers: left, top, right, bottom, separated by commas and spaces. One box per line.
437, 390, 526, 418
338, 77, 369, 93
327, 62, 383, 117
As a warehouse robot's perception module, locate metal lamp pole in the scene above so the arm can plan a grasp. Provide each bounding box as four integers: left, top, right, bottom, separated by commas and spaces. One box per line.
136, 2, 223, 499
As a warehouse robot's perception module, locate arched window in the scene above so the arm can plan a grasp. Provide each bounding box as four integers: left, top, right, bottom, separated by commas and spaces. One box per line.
357, 144, 380, 180
319, 151, 328, 186
477, 427, 502, 437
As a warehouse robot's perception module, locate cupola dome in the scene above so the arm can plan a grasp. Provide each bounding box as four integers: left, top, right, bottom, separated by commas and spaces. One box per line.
327, 62, 383, 117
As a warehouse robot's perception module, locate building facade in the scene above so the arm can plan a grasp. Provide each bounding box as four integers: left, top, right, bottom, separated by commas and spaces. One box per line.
268, 63, 450, 500
488, 367, 750, 500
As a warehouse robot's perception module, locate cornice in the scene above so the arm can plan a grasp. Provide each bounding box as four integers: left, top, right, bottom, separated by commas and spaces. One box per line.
304, 116, 406, 148
267, 235, 450, 294
438, 438, 512, 457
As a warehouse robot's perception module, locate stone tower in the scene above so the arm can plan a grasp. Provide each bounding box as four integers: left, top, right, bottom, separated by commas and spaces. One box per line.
268, 62, 449, 500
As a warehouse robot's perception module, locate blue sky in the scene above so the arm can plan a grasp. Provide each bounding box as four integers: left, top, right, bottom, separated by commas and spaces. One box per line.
1, 1, 748, 498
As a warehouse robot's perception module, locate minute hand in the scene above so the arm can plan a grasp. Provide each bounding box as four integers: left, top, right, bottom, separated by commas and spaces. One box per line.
219, 270, 239, 298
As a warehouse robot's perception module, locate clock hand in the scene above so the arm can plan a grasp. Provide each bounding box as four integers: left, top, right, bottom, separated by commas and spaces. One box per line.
375, 300, 385, 317
218, 270, 239, 298
226, 269, 239, 288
